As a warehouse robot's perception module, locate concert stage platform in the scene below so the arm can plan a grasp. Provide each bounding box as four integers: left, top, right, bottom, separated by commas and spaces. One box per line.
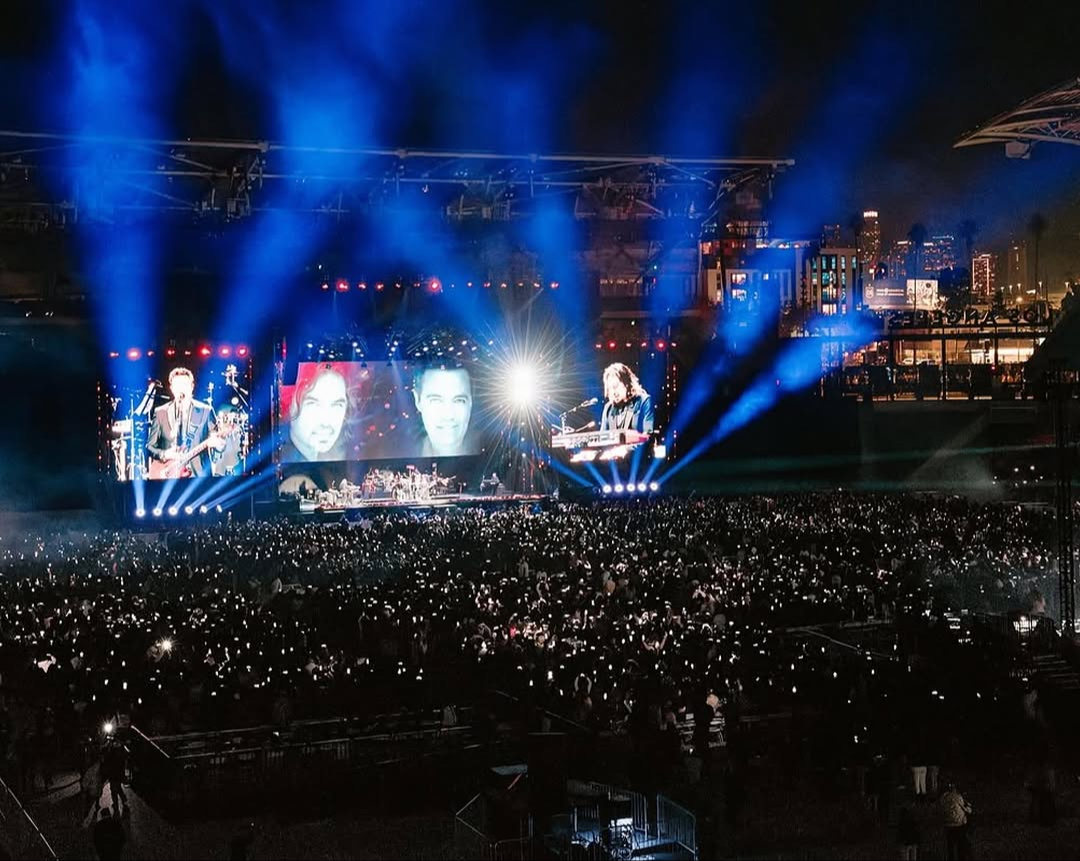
290, 492, 550, 520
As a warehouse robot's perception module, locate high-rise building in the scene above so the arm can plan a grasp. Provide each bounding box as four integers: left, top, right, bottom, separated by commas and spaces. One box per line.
861, 210, 882, 278
1006, 239, 1029, 300
822, 224, 842, 247
971, 252, 998, 301
886, 239, 911, 280
923, 234, 958, 275
803, 247, 858, 316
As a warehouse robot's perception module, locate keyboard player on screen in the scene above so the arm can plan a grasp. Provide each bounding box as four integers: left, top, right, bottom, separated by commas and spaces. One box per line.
599, 363, 655, 435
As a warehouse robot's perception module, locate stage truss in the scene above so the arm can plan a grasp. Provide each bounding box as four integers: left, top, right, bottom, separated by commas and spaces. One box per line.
955, 77, 1080, 157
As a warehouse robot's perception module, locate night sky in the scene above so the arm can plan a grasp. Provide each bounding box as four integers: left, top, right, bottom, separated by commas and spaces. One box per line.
3, 0, 1080, 282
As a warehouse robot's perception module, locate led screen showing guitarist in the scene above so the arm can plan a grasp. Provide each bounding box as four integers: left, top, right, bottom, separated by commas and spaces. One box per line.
146, 367, 226, 479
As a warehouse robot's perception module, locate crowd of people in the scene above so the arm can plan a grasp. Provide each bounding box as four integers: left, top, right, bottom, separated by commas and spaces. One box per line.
0, 493, 1059, 803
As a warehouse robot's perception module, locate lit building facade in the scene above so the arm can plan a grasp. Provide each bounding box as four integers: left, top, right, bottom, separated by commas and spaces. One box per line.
861, 210, 882, 277
803, 248, 858, 315
971, 252, 998, 301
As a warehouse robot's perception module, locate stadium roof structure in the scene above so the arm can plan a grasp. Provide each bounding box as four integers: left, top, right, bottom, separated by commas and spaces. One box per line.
955, 77, 1080, 156
0, 129, 792, 229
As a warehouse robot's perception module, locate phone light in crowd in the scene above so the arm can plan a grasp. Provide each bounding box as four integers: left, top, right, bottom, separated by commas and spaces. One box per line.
602, 484, 612, 494
649, 482, 660, 492
614, 484, 624, 493
152, 508, 163, 517
103, 721, 115, 735
134, 509, 146, 518
198, 345, 212, 357
167, 506, 179, 517
126, 348, 141, 361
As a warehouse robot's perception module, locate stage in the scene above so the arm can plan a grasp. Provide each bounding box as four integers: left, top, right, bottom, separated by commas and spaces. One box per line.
292, 492, 551, 519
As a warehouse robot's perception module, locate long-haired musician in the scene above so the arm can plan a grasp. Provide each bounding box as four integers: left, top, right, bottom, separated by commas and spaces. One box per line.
599, 363, 655, 435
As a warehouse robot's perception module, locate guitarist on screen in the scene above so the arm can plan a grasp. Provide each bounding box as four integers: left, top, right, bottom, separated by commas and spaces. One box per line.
146, 367, 225, 478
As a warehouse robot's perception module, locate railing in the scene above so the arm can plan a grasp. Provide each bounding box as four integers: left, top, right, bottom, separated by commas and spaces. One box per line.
0, 774, 58, 861
656, 794, 697, 859
454, 793, 533, 861
580, 781, 648, 839
129, 707, 476, 808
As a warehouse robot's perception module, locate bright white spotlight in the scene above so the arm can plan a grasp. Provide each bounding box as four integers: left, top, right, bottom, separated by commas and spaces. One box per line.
215, 505, 223, 513
167, 506, 179, 517
159, 638, 173, 654
184, 506, 194, 515
614, 484, 624, 493
637, 483, 647, 492
602, 484, 612, 494
199, 505, 209, 514
152, 508, 163, 517
508, 364, 539, 408
134, 509, 146, 518
649, 481, 659, 492
102, 721, 115, 736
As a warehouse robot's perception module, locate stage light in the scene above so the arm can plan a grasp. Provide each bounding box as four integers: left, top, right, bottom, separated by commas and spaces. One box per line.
549, 281, 559, 289
653, 443, 667, 460
108, 351, 120, 359
358, 282, 367, 290
335, 279, 349, 292
134, 509, 146, 518
637, 482, 647, 492
199, 506, 208, 514
215, 505, 223, 513
126, 348, 141, 361
626, 483, 636, 493
614, 484, 624, 493
657, 341, 666, 350
375, 282, 385, 291
649, 482, 659, 491
152, 508, 163, 517
602, 484, 612, 494
428, 278, 442, 293
218, 345, 231, 358
509, 364, 538, 407
165, 347, 176, 357
167, 506, 178, 517
103, 722, 115, 736
159, 638, 173, 654
184, 506, 194, 515
236, 346, 249, 358
608, 341, 616, 350
321, 282, 329, 291
198, 345, 212, 357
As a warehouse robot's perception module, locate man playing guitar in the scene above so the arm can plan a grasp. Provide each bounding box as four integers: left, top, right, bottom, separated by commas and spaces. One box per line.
146, 367, 226, 479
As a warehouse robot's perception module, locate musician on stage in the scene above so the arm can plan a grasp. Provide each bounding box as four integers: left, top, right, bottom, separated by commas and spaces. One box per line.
147, 367, 222, 477
599, 363, 655, 435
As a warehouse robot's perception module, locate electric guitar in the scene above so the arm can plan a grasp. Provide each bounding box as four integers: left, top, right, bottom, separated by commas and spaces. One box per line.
147, 428, 234, 480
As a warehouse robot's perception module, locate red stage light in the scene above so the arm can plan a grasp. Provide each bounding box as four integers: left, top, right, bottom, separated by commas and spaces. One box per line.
595, 343, 603, 350
549, 281, 559, 289
165, 347, 176, 357
198, 345, 212, 357
126, 348, 141, 361
236, 346, 249, 358
219, 345, 232, 358
607, 341, 616, 350
482, 281, 491, 289
657, 341, 666, 350
641, 341, 648, 348
335, 279, 349, 292
375, 282, 385, 291
428, 278, 442, 293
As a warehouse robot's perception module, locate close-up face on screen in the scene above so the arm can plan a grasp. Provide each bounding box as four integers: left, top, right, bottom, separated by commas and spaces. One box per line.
278, 361, 483, 464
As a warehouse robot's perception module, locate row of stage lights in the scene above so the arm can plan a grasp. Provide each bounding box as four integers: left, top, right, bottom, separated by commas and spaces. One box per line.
596, 340, 676, 351
602, 482, 661, 494
322, 278, 560, 294
135, 505, 224, 518
108, 345, 251, 361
